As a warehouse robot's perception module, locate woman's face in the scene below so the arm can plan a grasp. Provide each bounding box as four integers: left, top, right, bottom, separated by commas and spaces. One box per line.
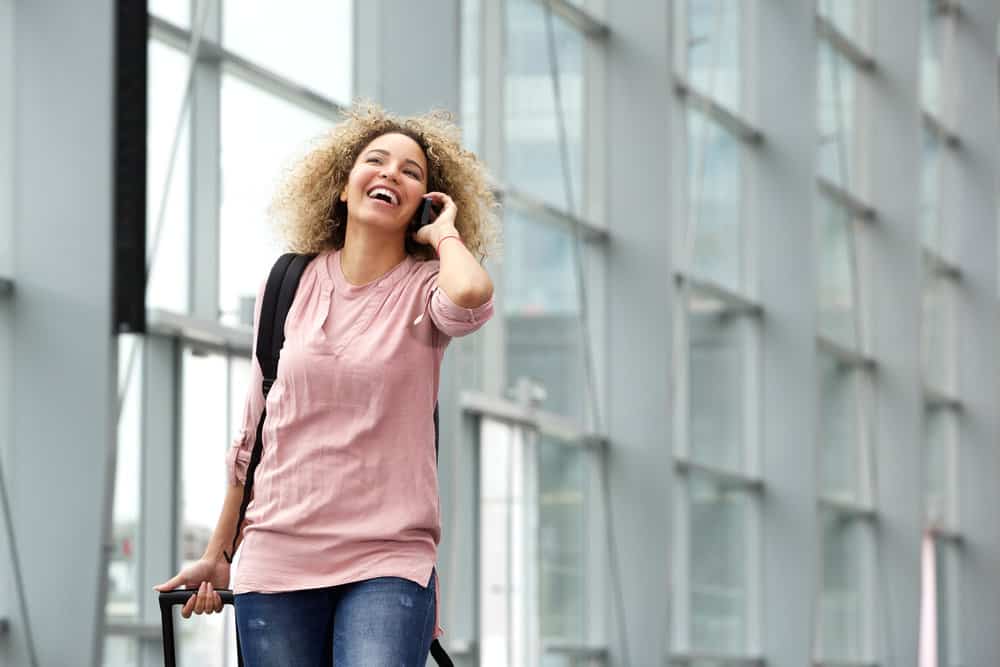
340, 132, 429, 233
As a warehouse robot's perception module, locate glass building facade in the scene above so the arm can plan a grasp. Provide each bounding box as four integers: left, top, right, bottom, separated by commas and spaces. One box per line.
1, 1, 1000, 666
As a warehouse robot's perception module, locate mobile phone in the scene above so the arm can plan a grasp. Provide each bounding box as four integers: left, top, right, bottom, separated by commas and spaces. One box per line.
411, 197, 441, 233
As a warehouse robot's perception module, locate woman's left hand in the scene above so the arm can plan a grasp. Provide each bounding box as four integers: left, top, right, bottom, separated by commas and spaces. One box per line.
412, 191, 459, 247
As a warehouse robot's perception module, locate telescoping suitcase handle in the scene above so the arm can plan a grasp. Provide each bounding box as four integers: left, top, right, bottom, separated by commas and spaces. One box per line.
158, 589, 241, 667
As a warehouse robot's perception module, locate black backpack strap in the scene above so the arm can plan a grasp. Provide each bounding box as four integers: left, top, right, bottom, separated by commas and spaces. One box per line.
223, 253, 315, 565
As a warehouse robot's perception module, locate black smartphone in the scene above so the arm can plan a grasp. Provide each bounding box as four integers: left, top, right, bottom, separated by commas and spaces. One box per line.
410, 197, 441, 234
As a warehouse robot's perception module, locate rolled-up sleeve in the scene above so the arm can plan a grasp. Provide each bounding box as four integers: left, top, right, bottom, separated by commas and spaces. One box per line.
226, 278, 267, 486
418, 262, 494, 343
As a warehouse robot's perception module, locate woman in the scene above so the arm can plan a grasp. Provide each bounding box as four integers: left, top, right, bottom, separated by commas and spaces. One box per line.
154, 101, 500, 666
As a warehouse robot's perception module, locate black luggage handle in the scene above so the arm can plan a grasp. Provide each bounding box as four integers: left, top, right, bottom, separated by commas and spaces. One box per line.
158, 589, 241, 667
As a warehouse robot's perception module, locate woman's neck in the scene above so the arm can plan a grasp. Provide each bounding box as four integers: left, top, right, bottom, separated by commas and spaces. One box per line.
339, 220, 408, 286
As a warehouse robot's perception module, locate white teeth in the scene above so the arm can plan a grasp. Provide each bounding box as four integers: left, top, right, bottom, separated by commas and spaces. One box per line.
368, 187, 398, 205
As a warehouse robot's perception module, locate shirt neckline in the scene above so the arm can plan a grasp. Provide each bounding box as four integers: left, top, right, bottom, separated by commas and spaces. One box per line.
325, 247, 415, 298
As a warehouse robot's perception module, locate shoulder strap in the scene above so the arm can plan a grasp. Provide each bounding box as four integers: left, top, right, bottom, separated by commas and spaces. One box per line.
223, 252, 315, 564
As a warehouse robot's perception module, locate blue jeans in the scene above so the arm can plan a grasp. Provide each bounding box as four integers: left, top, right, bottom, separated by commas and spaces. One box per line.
233, 569, 437, 666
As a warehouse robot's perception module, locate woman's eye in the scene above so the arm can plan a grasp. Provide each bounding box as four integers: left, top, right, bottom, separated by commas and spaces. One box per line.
366, 157, 381, 164
405, 171, 420, 179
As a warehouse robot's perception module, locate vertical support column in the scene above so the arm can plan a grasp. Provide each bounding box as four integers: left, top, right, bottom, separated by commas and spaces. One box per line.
952, 1, 1000, 664
9, 1, 117, 665
755, 3, 820, 666
870, 1, 923, 664
0, 0, 14, 649
189, 0, 221, 320
604, 2, 673, 664
137, 337, 180, 667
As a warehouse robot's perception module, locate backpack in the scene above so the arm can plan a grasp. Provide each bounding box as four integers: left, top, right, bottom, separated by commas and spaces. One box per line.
223, 252, 452, 666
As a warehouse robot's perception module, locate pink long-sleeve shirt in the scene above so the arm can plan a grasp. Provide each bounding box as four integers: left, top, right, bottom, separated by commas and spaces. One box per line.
225, 246, 494, 642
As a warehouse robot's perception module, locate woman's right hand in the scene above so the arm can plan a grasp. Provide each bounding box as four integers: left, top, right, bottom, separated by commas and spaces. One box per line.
153, 558, 231, 619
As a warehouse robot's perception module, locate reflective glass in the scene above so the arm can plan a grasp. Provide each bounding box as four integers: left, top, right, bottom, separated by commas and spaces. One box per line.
461, 0, 481, 155
921, 124, 943, 256
538, 435, 588, 642
503, 210, 588, 422
687, 287, 746, 473
102, 636, 139, 667
682, 0, 741, 111
817, 0, 868, 48
150, 0, 189, 28
818, 507, 870, 661
921, 269, 956, 394
479, 418, 536, 666
218, 75, 329, 326
688, 471, 748, 652
817, 40, 857, 192
106, 335, 143, 620
686, 108, 743, 291
179, 347, 236, 666
818, 352, 859, 502
920, 0, 944, 116
505, 0, 583, 212
147, 39, 191, 313
817, 197, 858, 349
935, 539, 961, 666
222, 0, 352, 104
925, 406, 957, 528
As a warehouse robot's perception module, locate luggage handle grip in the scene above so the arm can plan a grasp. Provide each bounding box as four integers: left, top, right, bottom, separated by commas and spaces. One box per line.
157, 590, 238, 667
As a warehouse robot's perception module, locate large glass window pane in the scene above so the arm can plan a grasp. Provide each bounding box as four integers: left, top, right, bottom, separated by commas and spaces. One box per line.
106, 335, 143, 620
817, 40, 857, 191
921, 270, 956, 395
503, 211, 588, 422
925, 406, 958, 528
150, 0, 189, 28
680, 0, 741, 111
179, 347, 236, 666
818, 508, 871, 662
935, 539, 961, 667
218, 76, 329, 326
688, 471, 748, 653
479, 418, 539, 666
147, 39, 191, 313
461, 0, 481, 156
102, 636, 139, 667
687, 288, 746, 473
818, 352, 860, 503
920, 0, 944, 116
505, 0, 583, 212
687, 108, 743, 291
538, 435, 588, 643
222, 0, 352, 104
817, 198, 858, 348
921, 124, 943, 255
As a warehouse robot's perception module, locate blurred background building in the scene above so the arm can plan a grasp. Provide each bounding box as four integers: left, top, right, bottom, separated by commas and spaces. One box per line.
1, 0, 1000, 665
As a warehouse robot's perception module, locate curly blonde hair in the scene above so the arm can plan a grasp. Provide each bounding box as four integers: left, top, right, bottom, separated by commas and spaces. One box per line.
268, 100, 501, 264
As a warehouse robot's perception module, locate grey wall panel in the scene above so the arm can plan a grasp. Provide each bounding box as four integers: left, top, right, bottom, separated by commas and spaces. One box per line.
953, 0, 1000, 664
870, 2, 924, 663
605, 1, 674, 664
755, 2, 821, 664
8, 1, 117, 665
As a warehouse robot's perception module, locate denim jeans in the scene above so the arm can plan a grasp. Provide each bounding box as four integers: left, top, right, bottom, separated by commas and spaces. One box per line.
233, 569, 436, 666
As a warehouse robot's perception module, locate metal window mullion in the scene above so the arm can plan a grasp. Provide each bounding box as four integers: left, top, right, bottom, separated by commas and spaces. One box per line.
530, 0, 608, 39
150, 17, 345, 122
923, 386, 962, 410
673, 457, 764, 492
922, 246, 962, 280
500, 187, 609, 242
459, 389, 606, 450
815, 15, 875, 72
669, 651, 765, 666
0, 278, 11, 297
674, 272, 762, 315
922, 109, 961, 148
673, 77, 764, 144
817, 177, 876, 222
816, 335, 876, 371
817, 496, 877, 521
188, 0, 221, 322
146, 307, 252, 356
136, 335, 180, 666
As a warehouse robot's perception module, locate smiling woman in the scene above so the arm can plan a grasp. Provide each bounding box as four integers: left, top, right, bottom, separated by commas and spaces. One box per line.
268, 100, 502, 264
